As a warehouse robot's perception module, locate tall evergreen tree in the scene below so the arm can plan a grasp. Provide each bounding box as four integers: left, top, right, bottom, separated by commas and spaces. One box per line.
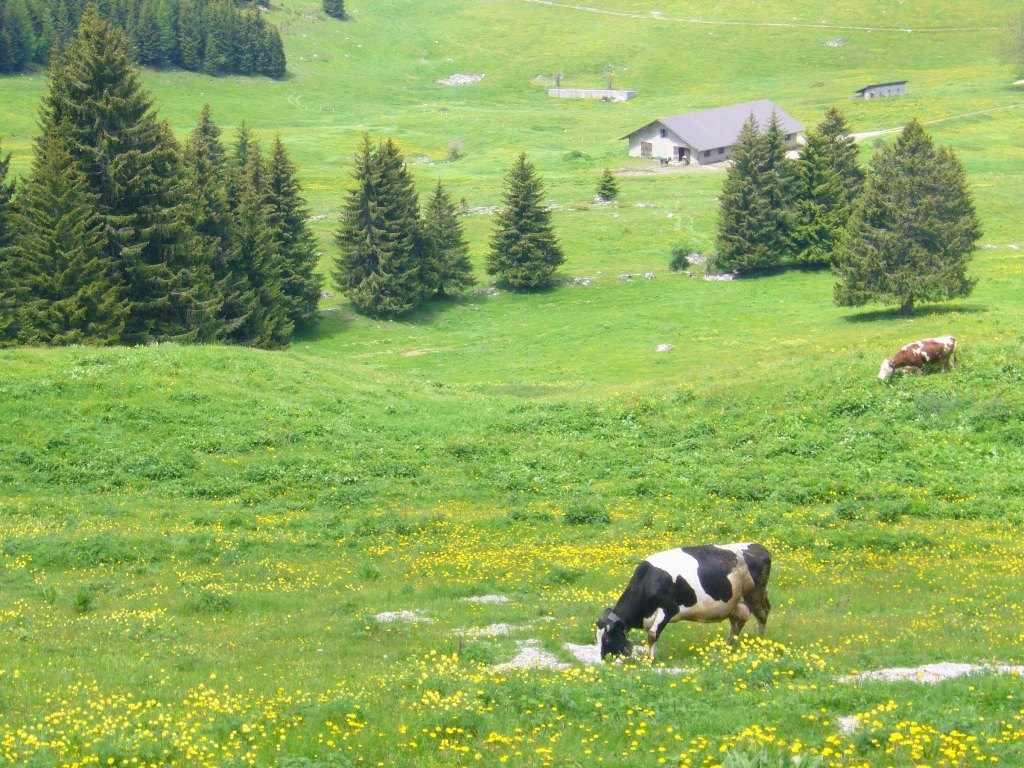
0, 139, 17, 343
791, 108, 864, 267
40, 6, 207, 343
834, 120, 980, 316
267, 135, 322, 329
181, 104, 234, 339
175, 0, 202, 70
333, 136, 426, 317
0, 0, 36, 72
0, 139, 14, 251
422, 179, 475, 297
486, 152, 564, 290
229, 144, 293, 347
715, 112, 795, 274
6, 134, 129, 345
323, 0, 345, 20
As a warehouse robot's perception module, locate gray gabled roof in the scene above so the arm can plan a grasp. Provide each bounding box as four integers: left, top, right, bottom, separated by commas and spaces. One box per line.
627, 99, 804, 152
855, 81, 907, 93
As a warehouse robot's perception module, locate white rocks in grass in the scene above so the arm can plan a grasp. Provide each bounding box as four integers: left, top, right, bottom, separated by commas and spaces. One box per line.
564, 642, 601, 664
837, 715, 862, 735
563, 642, 688, 673
439, 73, 485, 86
656, 344, 673, 352
840, 662, 1024, 684
495, 639, 569, 670
461, 594, 511, 604
374, 609, 433, 624
704, 272, 737, 282
462, 623, 521, 637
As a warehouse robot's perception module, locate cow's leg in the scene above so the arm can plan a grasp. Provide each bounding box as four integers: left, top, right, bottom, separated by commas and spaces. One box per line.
726, 603, 751, 645
643, 606, 673, 661
747, 590, 770, 635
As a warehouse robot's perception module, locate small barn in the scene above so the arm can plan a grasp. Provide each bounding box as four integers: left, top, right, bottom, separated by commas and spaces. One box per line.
855, 81, 907, 99
621, 99, 804, 165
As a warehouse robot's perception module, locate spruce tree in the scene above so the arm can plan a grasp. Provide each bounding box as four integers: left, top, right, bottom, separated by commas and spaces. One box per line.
267, 136, 322, 329
714, 112, 796, 274
715, 117, 775, 273
333, 136, 426, 317
323, 0, 345, 20
791, 109, 863, 267
487, 152, 564, 290
6, 134, 129, 345
40, 6, 207, 343
0, 139, 13, 251
595, 168, 619, 202
181, 104, 233, 340
230, 146, 293, 347
422, 180, 475, 297
0, 139, 17, 343
834, 120, 980, 316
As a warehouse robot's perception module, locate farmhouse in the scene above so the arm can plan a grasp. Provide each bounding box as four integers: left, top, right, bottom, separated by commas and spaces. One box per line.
855, 81, 907, 99
622, 99, 804, 165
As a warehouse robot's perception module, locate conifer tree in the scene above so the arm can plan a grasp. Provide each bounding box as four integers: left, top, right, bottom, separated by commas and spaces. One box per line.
39, 6, 207, 343
0, 139, 17, 343
834, 120, 980, 316
267, 136, 322, 328
230, 145, 293, 347
323, 0, 345, 20
487, 152, 564, 290
595, 168, 619, 202
791, 108, 863, 266
422, 180, 475, 297
0, 139, 13, 251
0, 0, 35, 73
181, 104, 233, 339
333, 136, 426, 317
715, 113, 794, 274
6, 134, 129, 345
176, 0, 203, 70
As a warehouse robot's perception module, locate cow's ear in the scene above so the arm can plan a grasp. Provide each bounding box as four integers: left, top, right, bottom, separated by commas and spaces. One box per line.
596, 618, 607, 630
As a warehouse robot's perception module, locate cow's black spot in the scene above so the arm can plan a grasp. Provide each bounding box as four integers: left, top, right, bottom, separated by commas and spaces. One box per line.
742, 544, 772, 587
685, 545, 736, 603
672, 575, 698, 607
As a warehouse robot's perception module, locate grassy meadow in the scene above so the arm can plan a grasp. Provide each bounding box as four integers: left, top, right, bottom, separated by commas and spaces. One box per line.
2, 0, 1024, 766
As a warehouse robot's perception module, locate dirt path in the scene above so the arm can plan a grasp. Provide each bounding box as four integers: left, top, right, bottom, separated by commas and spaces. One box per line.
522, 0, 998, 34
850, 103, 1023, 142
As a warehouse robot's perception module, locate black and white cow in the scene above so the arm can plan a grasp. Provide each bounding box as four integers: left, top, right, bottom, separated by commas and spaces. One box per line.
596, 543, 771, 660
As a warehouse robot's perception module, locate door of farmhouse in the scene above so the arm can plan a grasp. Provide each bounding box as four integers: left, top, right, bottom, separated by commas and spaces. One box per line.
640, 141, 653, 157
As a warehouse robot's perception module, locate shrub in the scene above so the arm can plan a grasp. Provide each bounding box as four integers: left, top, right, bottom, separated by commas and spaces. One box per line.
564, 499, 611, 525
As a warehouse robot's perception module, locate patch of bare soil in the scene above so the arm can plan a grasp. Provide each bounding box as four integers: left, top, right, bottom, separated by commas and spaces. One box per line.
617, 163, 725, 177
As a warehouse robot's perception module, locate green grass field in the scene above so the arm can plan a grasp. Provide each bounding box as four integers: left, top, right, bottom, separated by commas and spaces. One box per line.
2, 0, 1024, 766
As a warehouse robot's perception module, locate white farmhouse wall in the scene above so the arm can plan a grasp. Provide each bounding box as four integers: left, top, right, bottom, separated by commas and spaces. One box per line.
627, 123, 693, 160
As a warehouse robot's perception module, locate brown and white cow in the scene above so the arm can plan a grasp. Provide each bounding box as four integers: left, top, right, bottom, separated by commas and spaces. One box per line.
878, 336, 957, 380
596, 543, 771, 661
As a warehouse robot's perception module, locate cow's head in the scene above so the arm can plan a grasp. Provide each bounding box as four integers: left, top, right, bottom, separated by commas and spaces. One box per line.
878, 359, 894, 380
596, 609, 632, 659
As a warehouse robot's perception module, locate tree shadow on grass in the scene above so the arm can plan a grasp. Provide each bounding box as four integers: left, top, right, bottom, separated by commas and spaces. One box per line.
842, 303, 989, 324
291, 309, 357, 343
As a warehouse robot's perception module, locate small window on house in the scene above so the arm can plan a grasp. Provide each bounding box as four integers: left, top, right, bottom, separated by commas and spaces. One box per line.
704, 150, 711, 158
786, 133, 794, 141
659, 128, 667, 138
718, 147, 725, 155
